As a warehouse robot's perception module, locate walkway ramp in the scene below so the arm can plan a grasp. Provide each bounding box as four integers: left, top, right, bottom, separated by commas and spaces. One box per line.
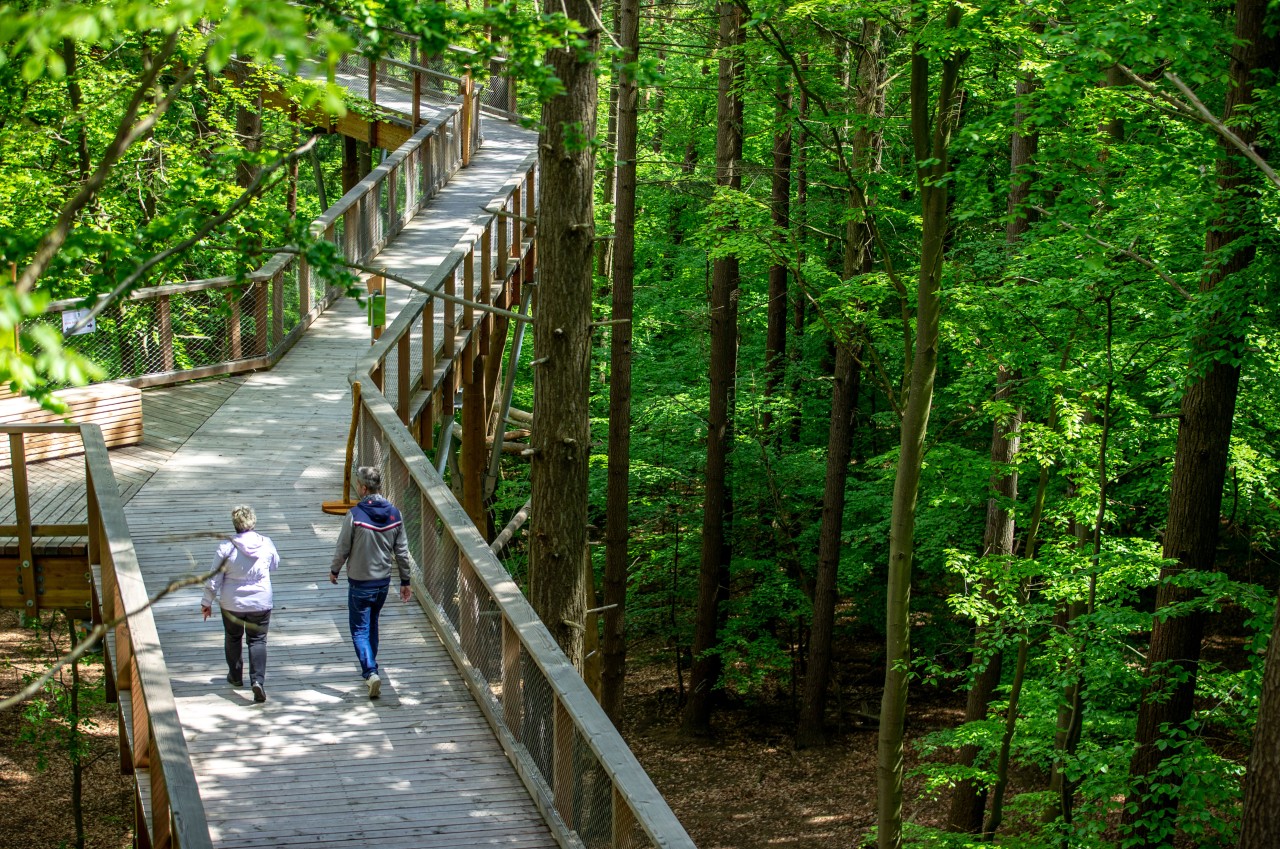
121, 111, 560, 848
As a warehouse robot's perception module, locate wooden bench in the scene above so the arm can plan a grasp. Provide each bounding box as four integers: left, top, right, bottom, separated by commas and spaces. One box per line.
0, 383, 143, 467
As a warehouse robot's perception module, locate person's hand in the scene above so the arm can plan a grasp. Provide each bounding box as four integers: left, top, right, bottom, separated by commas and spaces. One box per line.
399, 585, 412, 603
328, 572, 338, 585
201, 605, 212, 621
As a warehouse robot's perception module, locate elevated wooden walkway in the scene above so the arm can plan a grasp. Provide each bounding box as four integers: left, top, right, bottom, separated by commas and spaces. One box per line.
125, 115, 558, 848
6, 45, 693, 849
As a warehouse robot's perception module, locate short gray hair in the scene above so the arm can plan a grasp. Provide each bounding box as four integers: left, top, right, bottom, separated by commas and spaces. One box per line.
231, 505, 256, 533
356, 466, 382, 492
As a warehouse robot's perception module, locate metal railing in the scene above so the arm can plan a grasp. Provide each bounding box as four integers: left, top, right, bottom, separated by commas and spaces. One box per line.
347, 161, 696, 849
30, 101, 471, 389
2, 425, 211, 849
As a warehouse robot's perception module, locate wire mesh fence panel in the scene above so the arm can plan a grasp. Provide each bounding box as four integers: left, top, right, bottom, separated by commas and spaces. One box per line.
281, 266, 302, 335
378, 178, 391, 244
570, 726, 616, 849
169, 289, 234, 368
396, 164, 409, 224
381, 334, 401, 411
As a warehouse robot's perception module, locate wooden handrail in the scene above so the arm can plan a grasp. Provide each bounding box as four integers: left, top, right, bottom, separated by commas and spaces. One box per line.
350, 159, 696, 849
3, 424, 213, 849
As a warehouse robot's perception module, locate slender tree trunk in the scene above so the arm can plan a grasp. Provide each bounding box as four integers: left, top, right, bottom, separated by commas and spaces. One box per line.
796, 22, 882, 748
1240, 594, 1280, 848
878, 8, 965, 847
795, 341, 858, 747
1125, 3, 1278, 844
68, 616, 85, 849
683, 0, 744, 735
762, 73, 791, 438
947, 52, 1037, 829
788, 56, 809, 445
61, 39, 91, 184
596, 0, 621, 285
601, 0, 640, 723
529, 0, 601, 668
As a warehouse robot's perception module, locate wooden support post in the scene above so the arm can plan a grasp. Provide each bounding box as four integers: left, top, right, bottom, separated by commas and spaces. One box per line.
397, 333, 411, 425
525, 167, 536, 234
253, 281, 269, 357
151, 738, 171, 848
463, 341, 486, 530
272, 270, 284, 347
131, 656, 149, 768
464, 250, 475, 333
158, 295, 175, 373
460, 73, 474, 166
511, 185, 522, 260
343, 136, 359, 194
496, 203, 508, 282
412, 70, 422, 127
9, 434, 37, 614
444, 270, 457, 361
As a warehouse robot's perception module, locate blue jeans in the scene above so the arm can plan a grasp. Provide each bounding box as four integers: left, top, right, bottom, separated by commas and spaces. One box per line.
347, 579, 389, 679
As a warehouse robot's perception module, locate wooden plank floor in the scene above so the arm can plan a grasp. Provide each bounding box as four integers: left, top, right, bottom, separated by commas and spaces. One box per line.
1, 377, 246, 548
120, 118, 553, 848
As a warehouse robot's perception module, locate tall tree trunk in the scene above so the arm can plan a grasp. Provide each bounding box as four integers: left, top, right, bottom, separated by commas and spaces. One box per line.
796, 21, 882, 749
762, 73, 791, 439
529, 0, 601, 669
1125, 3, 1278, 844
788, 55, 809, 445
1240, 594, 1280, 848
61, 39, 91, 184
596, 0, 621, 284
947, 45, 1037, 831
683, 0, 744, 735
878, 7, 965, 847
601, 0, 640, 723
794, 340, 858, 747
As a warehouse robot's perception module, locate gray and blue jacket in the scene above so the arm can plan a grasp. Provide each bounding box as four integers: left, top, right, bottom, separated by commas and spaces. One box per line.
330, 494, 415, 586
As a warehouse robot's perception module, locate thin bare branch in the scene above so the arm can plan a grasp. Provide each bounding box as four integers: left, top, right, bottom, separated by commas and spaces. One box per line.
0, 566, 223, 712
1031, 205, 1193, 300
72, 135, 322, 332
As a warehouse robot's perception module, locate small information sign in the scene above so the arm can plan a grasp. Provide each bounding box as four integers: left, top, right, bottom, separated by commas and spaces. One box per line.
62, 308, 96, 336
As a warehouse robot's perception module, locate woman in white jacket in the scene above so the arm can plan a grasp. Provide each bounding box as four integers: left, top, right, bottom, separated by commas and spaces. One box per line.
201, 505, 280, 703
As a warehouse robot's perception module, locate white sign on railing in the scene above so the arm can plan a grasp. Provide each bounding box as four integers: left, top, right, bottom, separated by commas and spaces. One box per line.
62, 308, 96, 336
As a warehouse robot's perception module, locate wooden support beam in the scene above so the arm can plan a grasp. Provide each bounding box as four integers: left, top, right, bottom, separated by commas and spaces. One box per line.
462, 341, 486, 531
8, 433, 36, 614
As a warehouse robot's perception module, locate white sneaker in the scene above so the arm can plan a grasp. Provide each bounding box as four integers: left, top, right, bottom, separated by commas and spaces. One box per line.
366, 673, 381, 699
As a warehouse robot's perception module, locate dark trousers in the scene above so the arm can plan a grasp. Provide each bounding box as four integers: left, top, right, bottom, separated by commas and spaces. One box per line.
222, 608, 271, 685
347, 580, 389, 679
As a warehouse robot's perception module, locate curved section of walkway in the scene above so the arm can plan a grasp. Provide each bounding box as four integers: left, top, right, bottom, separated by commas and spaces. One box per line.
124, 117, 550, 848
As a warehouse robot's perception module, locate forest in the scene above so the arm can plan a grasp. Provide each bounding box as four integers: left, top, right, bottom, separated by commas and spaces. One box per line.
2, 0, 1279, 848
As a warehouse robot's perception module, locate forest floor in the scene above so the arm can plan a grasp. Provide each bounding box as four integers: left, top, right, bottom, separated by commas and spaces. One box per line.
0, 607, 967, 849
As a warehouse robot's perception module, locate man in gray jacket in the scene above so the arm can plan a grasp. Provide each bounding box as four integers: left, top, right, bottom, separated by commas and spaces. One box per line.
329, 466, 415, 698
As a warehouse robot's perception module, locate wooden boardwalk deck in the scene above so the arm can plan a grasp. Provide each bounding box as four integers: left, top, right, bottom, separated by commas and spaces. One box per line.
2, 113, 551, 847
125, 116, 549, 848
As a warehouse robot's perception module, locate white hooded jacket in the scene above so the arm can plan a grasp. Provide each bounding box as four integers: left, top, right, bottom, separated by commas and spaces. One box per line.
201, 531, 280, 613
